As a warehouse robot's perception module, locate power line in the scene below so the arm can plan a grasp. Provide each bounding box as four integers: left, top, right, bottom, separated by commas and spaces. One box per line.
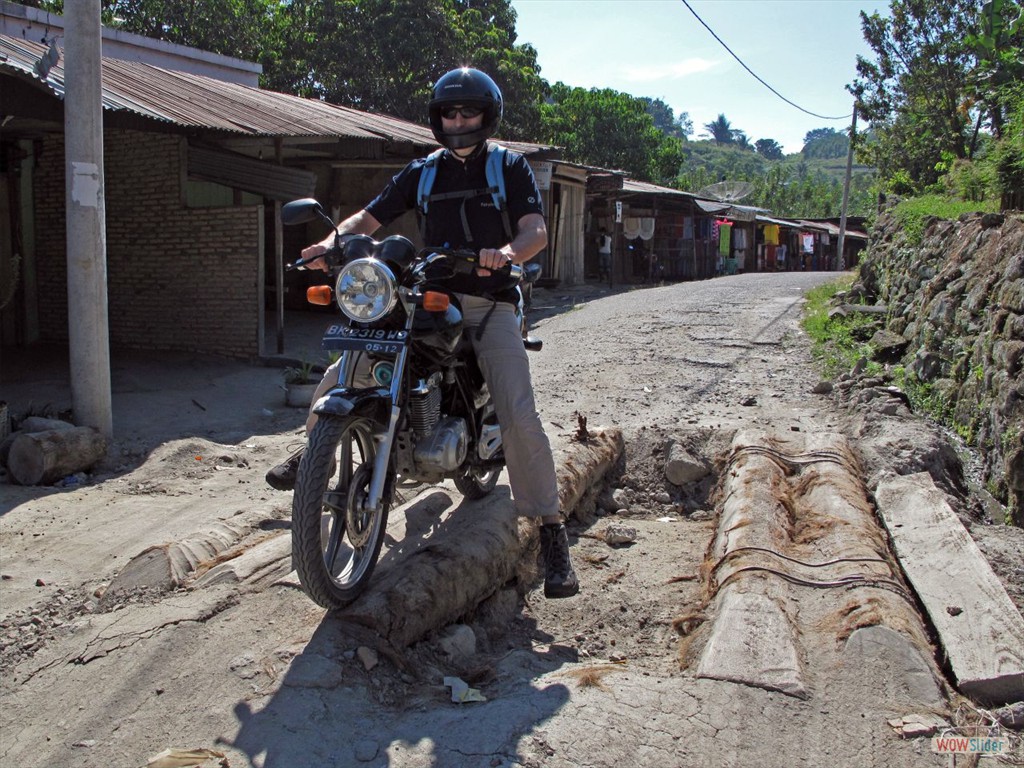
679, 0, 852, 121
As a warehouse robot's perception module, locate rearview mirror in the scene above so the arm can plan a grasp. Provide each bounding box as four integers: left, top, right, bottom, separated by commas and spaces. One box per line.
281, 198, 324, 226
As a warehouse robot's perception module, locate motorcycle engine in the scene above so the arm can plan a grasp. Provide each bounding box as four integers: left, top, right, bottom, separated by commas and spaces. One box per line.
413, 417, 468, 474
394, 373, 469, 479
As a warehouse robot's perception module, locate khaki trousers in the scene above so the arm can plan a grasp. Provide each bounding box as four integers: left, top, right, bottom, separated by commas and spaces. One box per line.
311, 294, 559, 519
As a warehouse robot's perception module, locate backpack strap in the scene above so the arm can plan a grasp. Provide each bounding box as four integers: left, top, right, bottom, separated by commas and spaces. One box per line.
415, 143, 514, 243
485, 143, 513, 241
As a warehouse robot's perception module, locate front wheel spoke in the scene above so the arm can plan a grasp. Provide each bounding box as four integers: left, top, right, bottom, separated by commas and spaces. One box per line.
323, 514, 346, 572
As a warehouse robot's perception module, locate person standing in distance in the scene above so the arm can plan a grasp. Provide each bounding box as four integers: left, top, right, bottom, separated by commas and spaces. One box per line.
266, 67, 579, 598
597, 227, 612, 282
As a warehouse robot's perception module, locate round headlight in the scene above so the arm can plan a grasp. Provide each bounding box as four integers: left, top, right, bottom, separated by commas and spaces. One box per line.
334, 258, 397, 322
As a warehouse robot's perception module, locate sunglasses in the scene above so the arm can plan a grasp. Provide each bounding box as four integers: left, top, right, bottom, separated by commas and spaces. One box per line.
440, 106, 484, 120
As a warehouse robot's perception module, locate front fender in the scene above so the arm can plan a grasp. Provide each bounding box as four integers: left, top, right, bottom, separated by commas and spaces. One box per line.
311, 386, 393, 424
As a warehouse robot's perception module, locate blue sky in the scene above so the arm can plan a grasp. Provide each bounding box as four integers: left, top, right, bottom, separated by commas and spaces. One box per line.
509, 0, 889, 154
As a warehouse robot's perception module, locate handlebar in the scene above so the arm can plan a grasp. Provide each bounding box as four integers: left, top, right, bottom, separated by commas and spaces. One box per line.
422, 247, 522, 280
286, 241, 344, 272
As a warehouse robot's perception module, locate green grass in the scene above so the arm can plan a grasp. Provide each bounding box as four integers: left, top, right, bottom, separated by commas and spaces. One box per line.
801, 275, 881, 379
804, 276, 985, 446
891, 194, 999, 246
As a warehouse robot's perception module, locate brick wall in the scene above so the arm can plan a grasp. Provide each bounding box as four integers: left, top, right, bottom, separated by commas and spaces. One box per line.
34, 130, 262, 359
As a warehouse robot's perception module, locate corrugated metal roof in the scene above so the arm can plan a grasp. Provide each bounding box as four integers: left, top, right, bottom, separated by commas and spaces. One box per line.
796, 219, 868, 239
622, 178, 695, 197
0, 33, 556, 156
756, 214, 802, 228
2, 34, 415, 140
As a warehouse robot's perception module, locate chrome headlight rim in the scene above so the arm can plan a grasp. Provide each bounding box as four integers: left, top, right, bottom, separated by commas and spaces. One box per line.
334, 257, 397, 323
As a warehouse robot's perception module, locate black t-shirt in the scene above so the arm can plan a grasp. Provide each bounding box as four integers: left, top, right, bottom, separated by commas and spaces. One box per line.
365, 142, 545, 250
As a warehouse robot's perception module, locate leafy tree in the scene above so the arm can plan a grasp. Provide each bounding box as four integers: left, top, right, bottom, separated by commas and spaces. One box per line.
265, 0, 545, 138
803, 128, 837, 146
540, 84, 683, 182
801, 127, 849, 159
679, 142, 768, 187
755, 138, 785, 160
967, 0, 1024, 140
677, 142, 875, 218
850, 0, 982, 192
38, 0, 547, 140
701, 113, 743, 145
640, 97, 693, 139
32, 0, 285, 65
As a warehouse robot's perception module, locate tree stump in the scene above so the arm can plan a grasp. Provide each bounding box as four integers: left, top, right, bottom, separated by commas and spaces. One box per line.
7, 426, 107, 485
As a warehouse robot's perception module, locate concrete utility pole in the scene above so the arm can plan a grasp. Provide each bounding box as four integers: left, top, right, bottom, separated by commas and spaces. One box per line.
836, 104, 858, 272
64, 0, 112, 437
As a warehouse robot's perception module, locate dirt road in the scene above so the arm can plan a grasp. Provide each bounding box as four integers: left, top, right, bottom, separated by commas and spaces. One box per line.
1, 272, 1020, 768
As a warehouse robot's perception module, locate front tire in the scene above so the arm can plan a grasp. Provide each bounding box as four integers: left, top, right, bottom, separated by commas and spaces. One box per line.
291, 416, 390, 609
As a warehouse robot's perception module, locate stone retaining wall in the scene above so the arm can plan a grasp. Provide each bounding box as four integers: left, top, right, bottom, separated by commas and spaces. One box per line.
856, 209, 1024, 524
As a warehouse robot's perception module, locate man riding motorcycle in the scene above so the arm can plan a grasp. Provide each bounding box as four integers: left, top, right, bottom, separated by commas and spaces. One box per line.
267, 67, 579, 598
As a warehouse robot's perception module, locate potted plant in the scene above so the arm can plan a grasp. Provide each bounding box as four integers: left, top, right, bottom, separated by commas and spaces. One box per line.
283, 361, 320, 407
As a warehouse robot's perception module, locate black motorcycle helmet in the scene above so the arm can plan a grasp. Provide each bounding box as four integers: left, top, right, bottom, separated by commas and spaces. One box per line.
428, 67, 503, 150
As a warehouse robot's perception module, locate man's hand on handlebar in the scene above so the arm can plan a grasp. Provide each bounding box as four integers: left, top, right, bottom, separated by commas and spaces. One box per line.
476, 247, 513, 276
297, 242, 330, 272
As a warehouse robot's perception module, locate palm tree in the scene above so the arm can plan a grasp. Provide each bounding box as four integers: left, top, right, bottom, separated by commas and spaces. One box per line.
702, 113, 737, 145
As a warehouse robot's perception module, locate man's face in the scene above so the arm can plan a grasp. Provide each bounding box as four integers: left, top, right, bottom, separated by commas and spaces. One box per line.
440, 105, 484, 153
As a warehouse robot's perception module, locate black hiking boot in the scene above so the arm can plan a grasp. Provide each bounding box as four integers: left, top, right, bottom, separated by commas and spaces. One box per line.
265, 448, 304, 491
540, 523, 580, 598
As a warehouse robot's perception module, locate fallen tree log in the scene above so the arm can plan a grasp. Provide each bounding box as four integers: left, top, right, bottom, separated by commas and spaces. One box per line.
7, 426, 107, 485
340, 425, 623, 648
554, 426, 624, 517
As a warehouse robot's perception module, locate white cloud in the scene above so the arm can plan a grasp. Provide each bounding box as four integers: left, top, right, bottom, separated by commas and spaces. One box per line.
624, 58, 717, 82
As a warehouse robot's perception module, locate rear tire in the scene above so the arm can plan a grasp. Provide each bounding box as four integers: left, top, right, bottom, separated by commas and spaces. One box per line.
454, 466, 500, 499
291, 416, 389, 609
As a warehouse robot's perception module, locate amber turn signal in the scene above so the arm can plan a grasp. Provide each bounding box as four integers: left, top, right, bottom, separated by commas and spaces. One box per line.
422, 291, 450, 311
307, 285, 333, 306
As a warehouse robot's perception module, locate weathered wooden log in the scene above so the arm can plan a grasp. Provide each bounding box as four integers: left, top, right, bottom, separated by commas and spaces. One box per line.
340, 426, 623, 648
697, 430, 941, 703
554, 426, 624, 516
7, 426, 107, 485
338, 488, 523, 648
876, 471, 1024, 705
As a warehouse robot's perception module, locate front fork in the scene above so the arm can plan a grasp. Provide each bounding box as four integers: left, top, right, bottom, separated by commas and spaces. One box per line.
325, 343, 408, 515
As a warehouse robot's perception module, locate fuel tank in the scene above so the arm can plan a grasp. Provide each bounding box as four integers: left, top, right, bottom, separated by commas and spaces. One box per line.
411, 302, 463, 361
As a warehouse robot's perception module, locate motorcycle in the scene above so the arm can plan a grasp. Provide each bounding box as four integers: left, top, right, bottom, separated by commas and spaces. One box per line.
280, 197, 541, 609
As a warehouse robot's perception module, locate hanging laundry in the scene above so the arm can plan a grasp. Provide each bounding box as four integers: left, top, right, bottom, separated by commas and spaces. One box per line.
624, 217, 642, 240
764, 224, 779, 245
733, 228, 746, 249
639, 217, 656, 241
718, 223, 732, 256
801, 233, 815, 253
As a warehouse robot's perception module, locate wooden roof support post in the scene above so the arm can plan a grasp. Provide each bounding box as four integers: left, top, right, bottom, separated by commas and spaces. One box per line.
274, 138, 285, 355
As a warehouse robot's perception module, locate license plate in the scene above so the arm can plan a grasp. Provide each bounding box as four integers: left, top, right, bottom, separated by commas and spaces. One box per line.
321, 325, 407, 354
